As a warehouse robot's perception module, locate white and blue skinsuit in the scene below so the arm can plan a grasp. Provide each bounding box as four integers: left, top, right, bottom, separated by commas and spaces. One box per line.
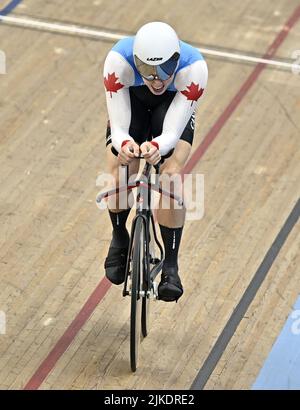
103, 37, 208, 156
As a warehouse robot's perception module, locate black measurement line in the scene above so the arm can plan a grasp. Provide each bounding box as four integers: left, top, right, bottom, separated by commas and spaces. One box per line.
191, 198, 300, 390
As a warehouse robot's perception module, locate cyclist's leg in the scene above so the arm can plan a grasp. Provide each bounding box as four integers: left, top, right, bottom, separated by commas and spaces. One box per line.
104, 142, 140, 285
151, 106, 195, 301
155, 141, 191, 301
158, 140, 191, 227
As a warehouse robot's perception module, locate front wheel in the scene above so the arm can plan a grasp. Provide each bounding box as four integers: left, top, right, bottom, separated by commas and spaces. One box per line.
130, 218, 145, 372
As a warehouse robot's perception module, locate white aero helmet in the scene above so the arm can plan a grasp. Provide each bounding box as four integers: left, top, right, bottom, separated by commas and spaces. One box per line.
133, 22, 180, 81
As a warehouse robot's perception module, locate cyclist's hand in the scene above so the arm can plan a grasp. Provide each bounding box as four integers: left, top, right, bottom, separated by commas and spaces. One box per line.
140, 142, 161, 165
118, 140, 140, 165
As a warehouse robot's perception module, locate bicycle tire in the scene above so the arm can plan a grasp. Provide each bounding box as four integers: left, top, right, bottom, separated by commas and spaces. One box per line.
141, 218, 153, 338
130, 217, 144, 372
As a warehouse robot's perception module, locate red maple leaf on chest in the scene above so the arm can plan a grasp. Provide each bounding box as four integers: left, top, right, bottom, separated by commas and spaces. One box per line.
181, 82, 204, 105
104, 72, 124, 98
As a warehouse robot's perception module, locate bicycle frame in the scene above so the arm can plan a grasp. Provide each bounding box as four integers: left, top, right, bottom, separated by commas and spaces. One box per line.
123, 162, 163, 299
96, 160, 183, 299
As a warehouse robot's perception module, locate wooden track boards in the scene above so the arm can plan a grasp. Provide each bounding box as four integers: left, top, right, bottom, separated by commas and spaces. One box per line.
0, 0, 299, 390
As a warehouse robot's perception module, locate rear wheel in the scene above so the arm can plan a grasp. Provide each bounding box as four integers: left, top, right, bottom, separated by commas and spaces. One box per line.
130, 218, 145, 372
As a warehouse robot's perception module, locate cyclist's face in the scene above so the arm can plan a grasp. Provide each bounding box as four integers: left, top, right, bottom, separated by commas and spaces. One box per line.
143, 75, 174, 95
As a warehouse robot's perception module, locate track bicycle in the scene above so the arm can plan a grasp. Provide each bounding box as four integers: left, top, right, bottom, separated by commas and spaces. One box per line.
96, 158, 183, 371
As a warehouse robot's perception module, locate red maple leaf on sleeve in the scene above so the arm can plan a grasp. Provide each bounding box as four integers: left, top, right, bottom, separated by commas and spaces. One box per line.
181, 82, 204, 106
104, 72, 124, 98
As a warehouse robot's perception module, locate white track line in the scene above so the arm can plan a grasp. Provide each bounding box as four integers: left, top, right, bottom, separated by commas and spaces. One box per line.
1, 14, 300, 71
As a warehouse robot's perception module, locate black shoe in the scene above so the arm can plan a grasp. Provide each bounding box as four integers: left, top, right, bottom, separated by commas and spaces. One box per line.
104, 246, 128, 285
158, 267, 183, 302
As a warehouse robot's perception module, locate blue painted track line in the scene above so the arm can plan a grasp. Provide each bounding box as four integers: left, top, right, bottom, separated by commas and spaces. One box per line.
0, 0, 23, 17
253, 295, 300, 390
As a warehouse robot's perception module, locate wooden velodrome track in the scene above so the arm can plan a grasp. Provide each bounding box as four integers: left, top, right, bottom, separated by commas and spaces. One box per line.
0, 0, 300, 390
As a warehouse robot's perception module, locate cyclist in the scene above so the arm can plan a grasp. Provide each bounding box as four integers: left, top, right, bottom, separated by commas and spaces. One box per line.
103, 22, 208, 302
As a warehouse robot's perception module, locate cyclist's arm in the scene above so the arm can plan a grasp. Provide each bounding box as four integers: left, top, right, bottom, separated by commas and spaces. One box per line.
103, 51, 135, 152
152, 60, 208, 156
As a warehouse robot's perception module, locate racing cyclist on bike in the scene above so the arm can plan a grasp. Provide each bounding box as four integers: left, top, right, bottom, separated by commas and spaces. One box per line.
103, 22, 208, 302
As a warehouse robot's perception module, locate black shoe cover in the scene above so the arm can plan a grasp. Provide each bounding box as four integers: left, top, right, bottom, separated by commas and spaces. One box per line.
104, 246, 128, 285
158, 267, 183, 302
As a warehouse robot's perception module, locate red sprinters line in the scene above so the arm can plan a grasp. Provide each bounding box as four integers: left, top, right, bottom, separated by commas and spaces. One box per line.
24, 278, 111, 390
23, 4, 300, 390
